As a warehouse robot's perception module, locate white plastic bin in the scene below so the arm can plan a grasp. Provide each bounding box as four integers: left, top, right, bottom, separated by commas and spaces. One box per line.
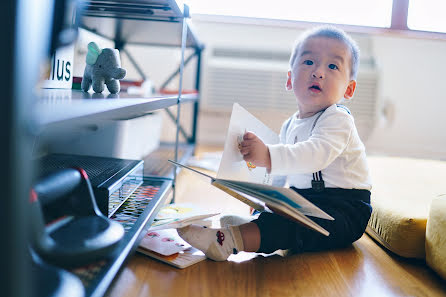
48, 112, 162, 160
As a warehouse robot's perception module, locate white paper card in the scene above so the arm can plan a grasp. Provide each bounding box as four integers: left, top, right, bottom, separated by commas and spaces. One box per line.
217, 103, 279, 185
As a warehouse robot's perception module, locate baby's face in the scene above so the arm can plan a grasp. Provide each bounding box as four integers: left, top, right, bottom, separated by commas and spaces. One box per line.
288, 36, 356, 118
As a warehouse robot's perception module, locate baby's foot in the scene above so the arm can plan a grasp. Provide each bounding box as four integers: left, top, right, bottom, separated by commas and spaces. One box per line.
177, 224, 244, 261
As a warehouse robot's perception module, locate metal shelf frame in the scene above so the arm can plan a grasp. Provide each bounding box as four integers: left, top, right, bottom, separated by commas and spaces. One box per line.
78, 0, 204, 146
76, 0, 204, 207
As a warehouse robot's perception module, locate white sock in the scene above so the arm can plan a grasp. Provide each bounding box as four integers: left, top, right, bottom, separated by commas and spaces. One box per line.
219, 215, 254, 227
177, 224, 244, 261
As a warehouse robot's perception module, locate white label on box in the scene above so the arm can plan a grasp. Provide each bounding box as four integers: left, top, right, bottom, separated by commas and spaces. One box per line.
42, 43, 74, 89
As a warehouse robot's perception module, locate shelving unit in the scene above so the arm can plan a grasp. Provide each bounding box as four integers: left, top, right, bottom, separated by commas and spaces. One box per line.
35, 0, 204, 178
26, 1, 203, 296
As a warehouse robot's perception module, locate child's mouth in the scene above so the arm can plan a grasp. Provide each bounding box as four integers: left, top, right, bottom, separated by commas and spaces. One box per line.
309, 84, 322, 93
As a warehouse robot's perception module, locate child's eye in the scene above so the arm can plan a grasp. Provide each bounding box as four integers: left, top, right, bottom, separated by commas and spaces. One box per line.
328, 64, 338, 70
303, 60, 313, 65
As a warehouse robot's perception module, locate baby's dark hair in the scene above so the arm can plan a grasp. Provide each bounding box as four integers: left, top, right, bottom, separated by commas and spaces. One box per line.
289, 26, 360, 80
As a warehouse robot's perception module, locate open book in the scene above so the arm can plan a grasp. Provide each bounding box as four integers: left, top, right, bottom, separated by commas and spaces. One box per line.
149, 203, 218, 231
169, 103, 334, 236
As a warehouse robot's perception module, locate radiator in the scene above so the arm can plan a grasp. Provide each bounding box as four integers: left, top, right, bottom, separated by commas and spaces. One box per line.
199, 47, 379, 144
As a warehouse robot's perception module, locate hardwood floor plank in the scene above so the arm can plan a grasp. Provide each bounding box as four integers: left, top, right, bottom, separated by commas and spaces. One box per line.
106, 146, 446, 297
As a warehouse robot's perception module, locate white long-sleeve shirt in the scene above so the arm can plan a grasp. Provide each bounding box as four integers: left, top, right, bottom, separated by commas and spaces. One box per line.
267, 104, 372, 190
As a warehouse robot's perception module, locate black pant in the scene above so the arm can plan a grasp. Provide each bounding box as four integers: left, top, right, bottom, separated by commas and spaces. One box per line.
252, 188, 372, 254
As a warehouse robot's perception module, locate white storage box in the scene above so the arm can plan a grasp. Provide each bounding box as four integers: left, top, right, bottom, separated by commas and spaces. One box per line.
48, 112, 162, 160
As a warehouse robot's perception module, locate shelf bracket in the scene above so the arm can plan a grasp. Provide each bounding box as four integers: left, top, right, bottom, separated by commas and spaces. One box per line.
164, 107, 190, 142
172, 16, 188, 203
160, 51, 196, 90
122, 48, 148, 81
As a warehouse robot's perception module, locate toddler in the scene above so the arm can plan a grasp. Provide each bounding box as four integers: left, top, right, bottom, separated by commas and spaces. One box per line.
178, 26, 372, 261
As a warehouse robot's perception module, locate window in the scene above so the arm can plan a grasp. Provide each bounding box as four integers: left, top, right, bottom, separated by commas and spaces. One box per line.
187, 0, 446, 36
187, 0, 393, 28
407, 0, 446, 33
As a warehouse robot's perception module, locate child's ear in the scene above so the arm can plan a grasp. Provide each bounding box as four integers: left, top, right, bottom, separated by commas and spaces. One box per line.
286, 71, 292, 90
343, 80, 356, 100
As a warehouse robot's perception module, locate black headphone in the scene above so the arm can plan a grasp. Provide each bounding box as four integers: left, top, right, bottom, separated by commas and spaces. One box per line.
29, 167, 124, 267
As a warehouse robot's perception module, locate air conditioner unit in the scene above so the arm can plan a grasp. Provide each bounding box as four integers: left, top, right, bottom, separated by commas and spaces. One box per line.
200, 46, 379, 145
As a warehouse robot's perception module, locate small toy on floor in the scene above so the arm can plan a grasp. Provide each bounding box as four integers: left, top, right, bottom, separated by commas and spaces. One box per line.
81, 42, 126, 94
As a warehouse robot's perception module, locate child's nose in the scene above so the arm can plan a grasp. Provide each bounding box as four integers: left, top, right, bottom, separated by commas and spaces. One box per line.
312, 66, 324, 79
312, 71, 324, 79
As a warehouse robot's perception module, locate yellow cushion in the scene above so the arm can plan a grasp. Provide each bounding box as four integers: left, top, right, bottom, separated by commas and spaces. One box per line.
426, 194, 446, 279
366, 156, 446, 258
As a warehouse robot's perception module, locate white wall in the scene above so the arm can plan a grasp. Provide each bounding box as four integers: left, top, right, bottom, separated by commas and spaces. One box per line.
367, 36, 446, 159
119, 18, 446, 160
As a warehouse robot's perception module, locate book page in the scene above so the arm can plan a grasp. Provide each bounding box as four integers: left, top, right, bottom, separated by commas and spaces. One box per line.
217, 103, 279, 185
215, 179, 332, 236
149, 203, 218, 231
216, 179, 334, 220
211, 181, 265, 212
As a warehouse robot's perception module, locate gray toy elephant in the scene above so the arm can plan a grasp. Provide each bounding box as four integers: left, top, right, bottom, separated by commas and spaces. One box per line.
81, 42, 126, 94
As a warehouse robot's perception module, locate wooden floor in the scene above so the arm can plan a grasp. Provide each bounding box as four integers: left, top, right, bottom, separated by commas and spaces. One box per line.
106, 147, 446, 297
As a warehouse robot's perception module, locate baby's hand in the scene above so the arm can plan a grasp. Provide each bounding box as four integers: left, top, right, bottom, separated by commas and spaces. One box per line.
239, 132, 271, 170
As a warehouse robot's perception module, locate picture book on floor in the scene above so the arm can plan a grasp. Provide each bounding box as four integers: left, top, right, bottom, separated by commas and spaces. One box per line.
137, 228, 206, 268
169, 103, 334, 236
